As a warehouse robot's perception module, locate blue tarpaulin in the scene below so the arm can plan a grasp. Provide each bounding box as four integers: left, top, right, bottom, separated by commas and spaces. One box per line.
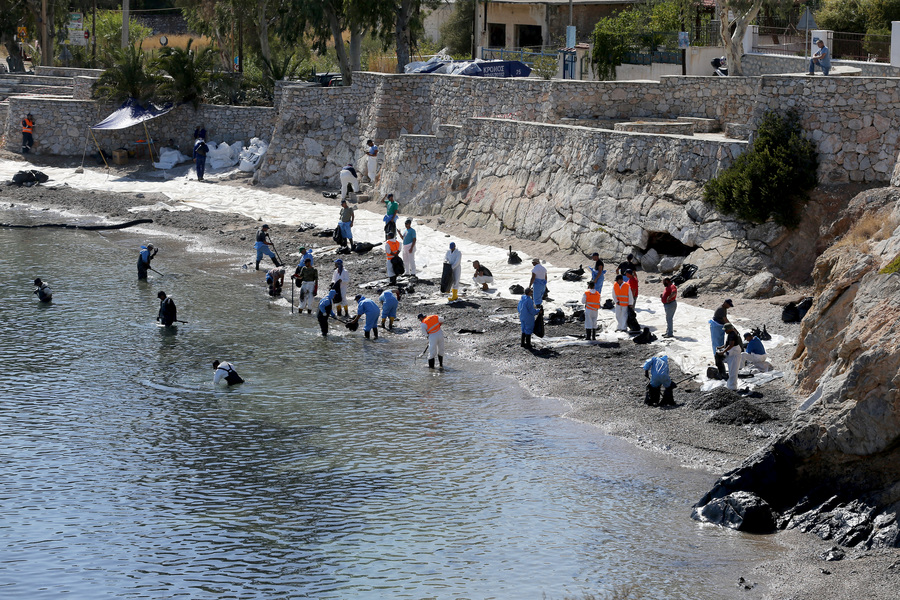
91, 99, 174, 130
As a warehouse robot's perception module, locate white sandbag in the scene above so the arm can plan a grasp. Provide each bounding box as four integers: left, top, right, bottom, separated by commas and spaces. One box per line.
153, 147, 191, 170
239, 138, 268, 172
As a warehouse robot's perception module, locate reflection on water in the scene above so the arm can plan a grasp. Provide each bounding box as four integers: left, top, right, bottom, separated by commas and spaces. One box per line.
0, 226, 782, 599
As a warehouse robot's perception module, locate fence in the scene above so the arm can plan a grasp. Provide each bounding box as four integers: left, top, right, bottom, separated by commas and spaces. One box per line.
832, 31, 890, 62
480, 46, 559, 65
752, 25, 807, 56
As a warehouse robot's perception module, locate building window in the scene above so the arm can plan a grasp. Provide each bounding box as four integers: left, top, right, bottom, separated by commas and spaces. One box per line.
516, 24, 542, 48
488, 23, 506, 47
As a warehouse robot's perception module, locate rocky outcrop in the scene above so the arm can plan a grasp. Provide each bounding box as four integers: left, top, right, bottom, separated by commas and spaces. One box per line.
693, 189, 900, 548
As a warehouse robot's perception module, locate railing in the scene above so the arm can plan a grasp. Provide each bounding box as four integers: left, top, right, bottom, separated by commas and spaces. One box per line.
832, 31, 890, 62
752, 25, 807, 56
480, 46, 558, 65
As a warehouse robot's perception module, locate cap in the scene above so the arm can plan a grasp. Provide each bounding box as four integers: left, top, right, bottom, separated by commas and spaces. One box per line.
590, 252, 599, 258
417, 313, 426, 320
261, 224, 269, 229
626, 269, 634, 274
405, 218, 412, 224
449, 242, 456, 249
743, 332, 753, 339
157, 291, 166, 299
298, 246, 305, 252
33, 278, 41, 285
341, 199, 347, 204
724, 323, 736, 331
147, 243, 154, 250
532, 257, 540, 264
354, 294, 362, 302
724, 299, 734, 307
334, 259, 343, 265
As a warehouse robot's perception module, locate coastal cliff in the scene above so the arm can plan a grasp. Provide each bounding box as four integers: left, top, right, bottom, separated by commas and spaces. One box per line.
693, 187, 900, 548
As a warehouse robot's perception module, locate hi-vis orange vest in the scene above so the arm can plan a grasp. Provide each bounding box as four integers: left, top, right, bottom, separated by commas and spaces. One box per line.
584, 289, 601, 311
423, 314, 441, 334
386, 239, 400, 260
613, 282, 631, 306
22, 118, 33, 133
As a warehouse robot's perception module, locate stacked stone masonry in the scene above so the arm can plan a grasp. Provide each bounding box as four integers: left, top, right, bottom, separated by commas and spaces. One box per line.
4, 97, 274, 157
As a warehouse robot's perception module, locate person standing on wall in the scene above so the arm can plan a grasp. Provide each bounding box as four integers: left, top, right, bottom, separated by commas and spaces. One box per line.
582, 281, 601, 340
366, 139, 379, 182
137, 243, 158, 280
529, 258, 548, 307
21, 113, 34, 154
660, 277, 677, 338
402, 218, 417, 277
445, 242, 462, 301
193, 136, 209, 181
418, 313, 445, 369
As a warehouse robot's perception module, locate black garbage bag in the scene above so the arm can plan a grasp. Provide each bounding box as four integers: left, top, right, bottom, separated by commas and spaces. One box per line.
508, 246, 522, 265
633, 327, 657, 344
390, 255, 405, 276
782, 302, 801, 323
602, 299, 614, 310
11, 170, 49, 187
759, 325, 772, 341
562, 265, 585, 281
353, 242, 375, 254
682, 284, 698, 298
333, 225, 346, 247
509, 284, 525, 295
533, 311, 545, 338
546, 308, 566, 325
797, 297, 813, 320
626, 307, 641, 332
672, 263, 698, 286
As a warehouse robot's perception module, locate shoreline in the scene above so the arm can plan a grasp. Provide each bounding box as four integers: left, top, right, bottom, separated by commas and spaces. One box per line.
3, 153, 900, 598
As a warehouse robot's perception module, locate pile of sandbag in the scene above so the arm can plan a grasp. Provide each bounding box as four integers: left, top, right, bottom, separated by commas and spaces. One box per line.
239, 138, 269, 172
152, 147, 191, 170
207, 140, 244, 169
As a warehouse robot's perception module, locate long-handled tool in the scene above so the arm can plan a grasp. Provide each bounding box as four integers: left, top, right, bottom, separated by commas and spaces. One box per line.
267, 233, 284, 266
150, 267, 165, 277
291, 274, 294, 314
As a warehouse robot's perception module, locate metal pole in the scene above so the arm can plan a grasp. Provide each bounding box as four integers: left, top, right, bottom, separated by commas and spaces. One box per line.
92, 0, 97, 65
40, 0, 48, 66
122, 0, 129, 49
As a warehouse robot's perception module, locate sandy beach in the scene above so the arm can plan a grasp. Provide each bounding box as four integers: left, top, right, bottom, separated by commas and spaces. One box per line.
2, 151, 899, 599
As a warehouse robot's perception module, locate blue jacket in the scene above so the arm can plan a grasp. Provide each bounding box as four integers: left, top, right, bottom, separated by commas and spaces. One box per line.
745, 337, 766, 355
318, 290, 337, 317
643, 356, 672, 388
518, 294, 540, 334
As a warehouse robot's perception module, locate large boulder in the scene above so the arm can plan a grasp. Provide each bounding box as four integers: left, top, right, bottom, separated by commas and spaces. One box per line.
691, 491, 777, 533
742, 271, 784, 298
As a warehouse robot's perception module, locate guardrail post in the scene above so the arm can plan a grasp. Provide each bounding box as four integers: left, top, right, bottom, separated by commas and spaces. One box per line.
892, 22, 900, 66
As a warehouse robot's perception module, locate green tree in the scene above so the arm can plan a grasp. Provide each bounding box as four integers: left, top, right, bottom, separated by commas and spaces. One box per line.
93, 42, 160, 102
438, 0, 474, 57
93, 10, 152, 66
816, 0, 867, 33
154, 38, 224, 108
704, 110, 817, 228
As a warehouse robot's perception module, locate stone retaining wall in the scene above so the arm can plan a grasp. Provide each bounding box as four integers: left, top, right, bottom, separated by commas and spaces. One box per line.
260, 72, 900, 187
742, 54, 900, 77
4, 96, 275, 157
0, 74, 76, 88
35, 66, 103, 78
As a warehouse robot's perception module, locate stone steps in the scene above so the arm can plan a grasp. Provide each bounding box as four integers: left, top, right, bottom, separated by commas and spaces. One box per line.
724, 122, 753, 140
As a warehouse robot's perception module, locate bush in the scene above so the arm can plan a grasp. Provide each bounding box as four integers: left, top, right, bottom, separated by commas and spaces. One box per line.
531, 54, 558, 79
703, 109, 817, 228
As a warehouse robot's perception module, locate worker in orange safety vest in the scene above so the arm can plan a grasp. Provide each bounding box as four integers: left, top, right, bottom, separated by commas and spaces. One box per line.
581, 281, 602, 340
418, 313, 444, 369
21, 113, 34, 154
612, 274, 633, 332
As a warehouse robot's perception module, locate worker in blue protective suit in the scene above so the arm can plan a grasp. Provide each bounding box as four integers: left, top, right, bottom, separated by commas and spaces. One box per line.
349, 294, 381, 339
517, 287, 542, 349
297, 246, 313, 269
137, 243, 158, 280
254, 224, 282, 270
379, 289, 399, 330
643, 355, 675, 407
317, 289, 337, 337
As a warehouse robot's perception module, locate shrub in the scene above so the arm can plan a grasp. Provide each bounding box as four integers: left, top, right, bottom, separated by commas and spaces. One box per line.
703, 109, 817, 228
531, 54, 559, 79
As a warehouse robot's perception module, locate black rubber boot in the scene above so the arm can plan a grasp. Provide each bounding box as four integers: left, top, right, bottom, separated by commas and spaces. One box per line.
428, 358, 435, 369
390, 276, 397, 285
524, 335, 532, 349
255, 261, 260, 271
364, 329, 370, 339
520, 334, 526, 347
373, 327, 378, 339
438, 355, 443, 368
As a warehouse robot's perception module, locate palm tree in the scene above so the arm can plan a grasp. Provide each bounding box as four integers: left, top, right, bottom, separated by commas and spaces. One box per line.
93, 42, 159, 103
154, 38, 223, 109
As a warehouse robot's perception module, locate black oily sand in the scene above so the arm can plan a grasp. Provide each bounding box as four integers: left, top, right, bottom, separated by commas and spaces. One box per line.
708, 399, 773, 425
688, 386, 743, 411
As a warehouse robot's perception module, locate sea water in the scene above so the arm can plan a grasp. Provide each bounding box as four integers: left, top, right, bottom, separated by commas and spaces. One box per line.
0, 226, 784, 599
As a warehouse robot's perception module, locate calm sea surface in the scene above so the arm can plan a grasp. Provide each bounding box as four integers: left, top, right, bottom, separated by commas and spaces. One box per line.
0, 224, 783, 599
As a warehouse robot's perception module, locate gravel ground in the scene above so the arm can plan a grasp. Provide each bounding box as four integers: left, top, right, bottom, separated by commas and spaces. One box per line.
3, 151, 898, 599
